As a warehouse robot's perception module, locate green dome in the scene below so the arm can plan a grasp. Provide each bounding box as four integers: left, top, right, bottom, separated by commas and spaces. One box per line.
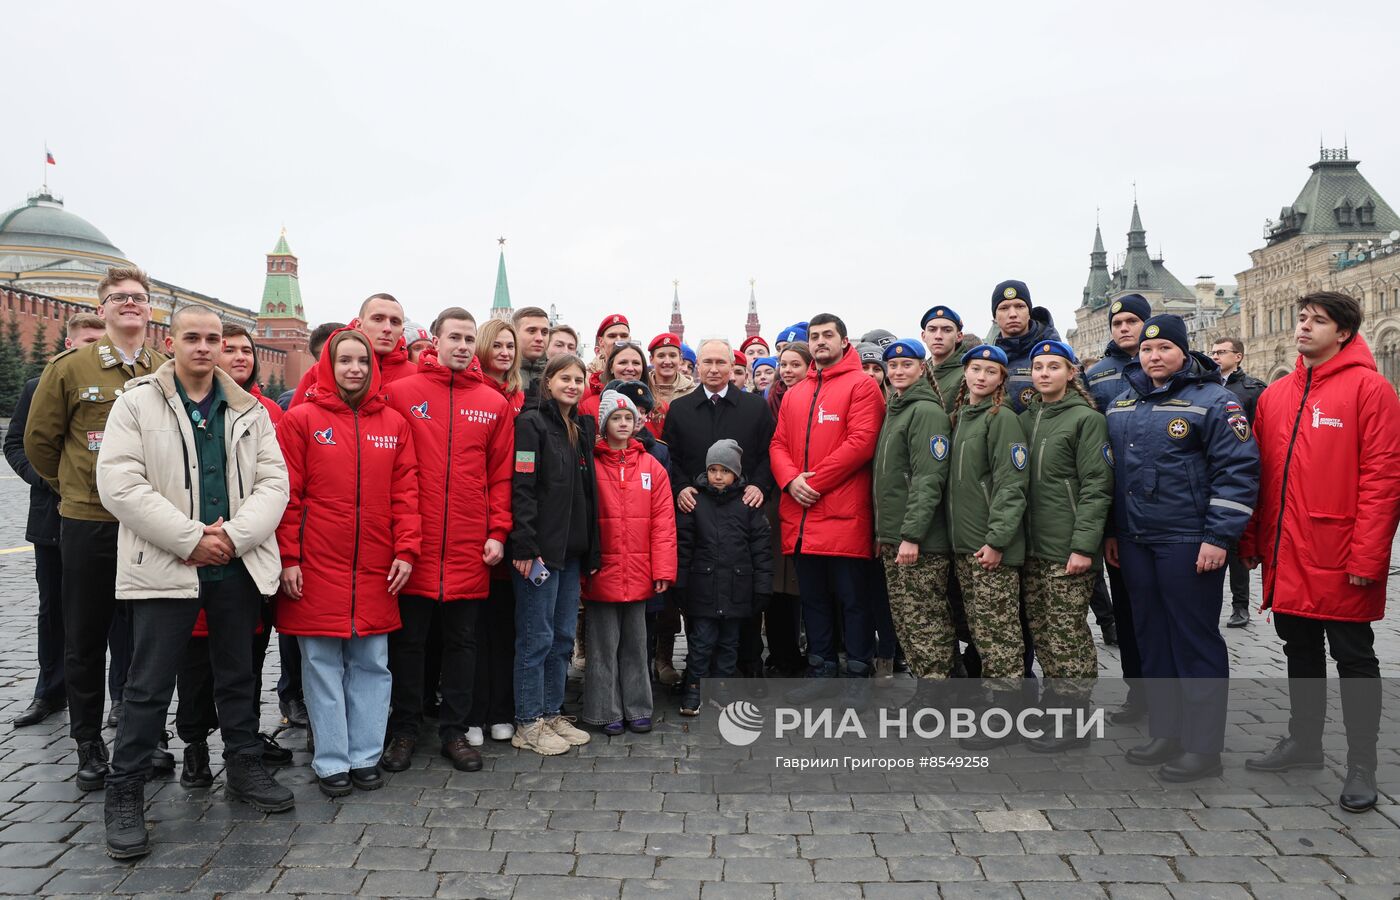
0, 192, 126, 260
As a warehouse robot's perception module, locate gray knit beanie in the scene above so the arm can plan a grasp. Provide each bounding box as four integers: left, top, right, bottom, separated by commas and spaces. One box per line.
705, 438, 743, 478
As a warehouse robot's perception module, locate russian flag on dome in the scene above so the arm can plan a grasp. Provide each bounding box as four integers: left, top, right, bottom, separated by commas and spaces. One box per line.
46, 149, 55, 165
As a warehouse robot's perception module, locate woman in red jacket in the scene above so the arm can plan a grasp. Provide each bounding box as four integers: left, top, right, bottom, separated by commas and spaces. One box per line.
276, 329, 421, 797
474, 320, 526, 415
578, 342, 649, 422
581, 390, 676, 734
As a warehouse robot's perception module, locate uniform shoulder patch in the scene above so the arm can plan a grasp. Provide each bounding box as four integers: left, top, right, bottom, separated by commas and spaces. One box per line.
1010, 442, 1028, 470
1227, 412, 1251, 443
1161, 398, 1191, 407
1114, 398, 1136, 408
1102, 442, 1114, 466
930, 435, 949, 461
1166, 417, 1190, 439
1088, 369, 1118, 382
1018, 387, 1037, 408
515, 450, 536, 473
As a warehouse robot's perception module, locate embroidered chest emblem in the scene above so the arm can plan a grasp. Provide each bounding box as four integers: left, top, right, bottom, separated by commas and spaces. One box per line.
313, 427, 336, 445
1166, 417, 1190, 439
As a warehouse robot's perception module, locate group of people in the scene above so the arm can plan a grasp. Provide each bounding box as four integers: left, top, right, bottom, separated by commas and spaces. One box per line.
5, 266, 1399, 863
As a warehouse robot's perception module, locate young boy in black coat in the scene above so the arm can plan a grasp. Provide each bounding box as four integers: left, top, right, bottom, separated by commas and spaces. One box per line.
676, 440, 774, 715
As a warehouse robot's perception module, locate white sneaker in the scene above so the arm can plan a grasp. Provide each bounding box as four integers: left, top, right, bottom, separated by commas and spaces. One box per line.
544, 714, 591, 746
465, 727, 484, 747
511, 718, 568, 756
490, 723, 515, 741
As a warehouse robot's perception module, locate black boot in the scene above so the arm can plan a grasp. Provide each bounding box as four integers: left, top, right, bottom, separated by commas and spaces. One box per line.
150, 731, 175, 774
10, 696, 65, 727
958, 691, 1022, 751
181, 741, 213, 788
259, 733, 294, 767
1101, 622, 1118, 646
1158, 751, 1223, 783
1339, 766, 1378, 813
1125, 737, 1182, 766
1244, 737, 1323, 772
76, 740, 110, 792
1227, 606, 1249, 628
1024, 700, 1092, 754
103, 780, 149, 859
1108, 701, 1146, 726
224, 751, 294, 813
106, 700, 123, 729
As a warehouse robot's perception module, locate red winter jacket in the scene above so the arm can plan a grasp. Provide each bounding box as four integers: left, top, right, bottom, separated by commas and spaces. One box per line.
579, 392, 668, 439
248, 383, 283, 426
583, 439, 677, 602
1240, 336, 1400, 622
275, 334, 422, 638
769, 345, 885, 558
384, 356, 514, 601
289, 333, 416, 408
482, 373, 526, 416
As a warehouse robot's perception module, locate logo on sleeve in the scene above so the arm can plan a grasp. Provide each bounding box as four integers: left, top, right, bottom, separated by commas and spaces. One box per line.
1010, 442, 1028, 470
87, 430, 104, 451
641, 472, 652, 490
313, 426, 336, 445
515, 450, 536, 473
1019, 387, 1037, 408
1228, 413, 1251, 442
410, 401, 431, 419
930, 435, 949, 461
1166, 417, 1190, 439
1102, 442, 1114, 466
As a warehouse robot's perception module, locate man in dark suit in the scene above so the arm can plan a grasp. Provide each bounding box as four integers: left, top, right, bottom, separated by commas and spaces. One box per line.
663, 339, 779, 675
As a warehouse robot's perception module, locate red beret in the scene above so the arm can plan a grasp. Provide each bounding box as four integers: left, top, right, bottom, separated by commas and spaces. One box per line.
733, 349, 747, 368
596, 313, 629, 337
740, 335, 770, 353
648, 333, 680, 353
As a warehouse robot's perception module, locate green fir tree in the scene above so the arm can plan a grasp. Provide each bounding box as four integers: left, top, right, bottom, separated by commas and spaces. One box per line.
27, 318, 50, 381
0, 310, 26, 417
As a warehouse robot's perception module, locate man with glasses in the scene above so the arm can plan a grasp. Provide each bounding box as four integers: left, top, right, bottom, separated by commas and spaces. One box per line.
1210, 336, 1266, 628
25, 267, 168, 790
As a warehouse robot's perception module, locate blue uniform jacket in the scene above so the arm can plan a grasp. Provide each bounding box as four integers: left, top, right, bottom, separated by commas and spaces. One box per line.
1105, 352, 1259, 547
996, 309, 1061, 413
1084, 339, 1133, 413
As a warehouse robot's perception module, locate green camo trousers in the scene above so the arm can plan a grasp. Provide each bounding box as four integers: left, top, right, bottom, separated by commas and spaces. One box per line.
953, 554, 1023, 689
879, 548, 955, 679
1022, 557, 1097, 701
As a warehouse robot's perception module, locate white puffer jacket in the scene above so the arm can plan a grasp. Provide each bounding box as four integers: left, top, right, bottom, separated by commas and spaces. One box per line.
96, 362, 288, 599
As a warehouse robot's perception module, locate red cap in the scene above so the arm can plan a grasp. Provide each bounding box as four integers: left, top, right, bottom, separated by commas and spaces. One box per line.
648, 333, 680, 353
596, 313, 629, 337
733, 349, 747, 368
739, 335, 769, 353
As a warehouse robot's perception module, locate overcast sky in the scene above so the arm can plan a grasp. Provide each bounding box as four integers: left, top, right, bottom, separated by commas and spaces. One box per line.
6, 1, 1398, 349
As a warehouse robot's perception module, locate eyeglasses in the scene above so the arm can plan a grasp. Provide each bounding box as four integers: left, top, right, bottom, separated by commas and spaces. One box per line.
103, 292, 151, 306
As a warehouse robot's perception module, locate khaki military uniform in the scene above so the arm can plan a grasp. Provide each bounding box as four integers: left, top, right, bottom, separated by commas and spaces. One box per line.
24, 338, 167, 522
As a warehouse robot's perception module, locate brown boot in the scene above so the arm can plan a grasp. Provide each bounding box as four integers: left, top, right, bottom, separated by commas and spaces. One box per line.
440, 734, 483, 772
379, 734, 416, 772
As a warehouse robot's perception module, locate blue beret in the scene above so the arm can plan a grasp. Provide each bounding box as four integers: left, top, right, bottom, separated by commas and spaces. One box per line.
1108, 293, 1152, 323
1140, 314, 1190, 356
961, 344, 1010, 368
883, 339, 927, 361
751, 355, 778, 372
991, 279, 1031, 313
679, 343, 697, 364
920, 306, 963, 330
1030, 339, 1079, 365
775, 322, 808, 345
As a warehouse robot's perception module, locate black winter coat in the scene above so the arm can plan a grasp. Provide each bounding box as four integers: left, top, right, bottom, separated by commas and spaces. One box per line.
662, 386, 775, 498
1223, 368, 1267, 424
510, 399, 602, 571
3, 378, 60, 545
677, 477, 774, 618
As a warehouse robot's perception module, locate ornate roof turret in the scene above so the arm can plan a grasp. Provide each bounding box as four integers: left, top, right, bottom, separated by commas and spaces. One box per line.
1265, 147, 1400, 245
259, 228, 304, 320
490, 237, 512, 321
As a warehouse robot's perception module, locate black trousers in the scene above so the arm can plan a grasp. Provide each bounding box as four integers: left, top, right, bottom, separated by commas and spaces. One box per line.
33, 544, 66, 704
108, 565, 263, 786
1105, 562, 1142, 706
1225, 546, 1250, 610
276, 632, 303, 703
761, 593, 803, 673
1274, 612, 1381, 770
1088, 572, 1115, 627
469, 578, 516, 727
60, 519, 132, 743
388, 595, 479, 741
176, 601, 276, 743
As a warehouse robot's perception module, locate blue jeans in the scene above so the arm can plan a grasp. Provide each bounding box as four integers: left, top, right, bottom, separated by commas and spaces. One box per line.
298, 634, 391, 778
512, 558, 581, 723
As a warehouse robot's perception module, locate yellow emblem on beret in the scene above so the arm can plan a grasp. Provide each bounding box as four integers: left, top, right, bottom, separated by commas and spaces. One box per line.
981, 349, 991, 358
935, 308, 945, 316
894, 345, 905, 355
1041, 343, 1050, 353
1003, 286, 1018, 300
1145, 324, 1161, 339
1111, 301, 1123, 313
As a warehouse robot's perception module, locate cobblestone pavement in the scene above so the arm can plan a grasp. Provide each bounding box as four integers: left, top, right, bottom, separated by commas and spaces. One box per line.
1, 471, 1398, 898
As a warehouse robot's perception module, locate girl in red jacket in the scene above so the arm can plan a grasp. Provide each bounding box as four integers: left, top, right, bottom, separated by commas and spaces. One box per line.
275, 329, 421, 797
474, 319, 526, 415
581, 390, 677, 734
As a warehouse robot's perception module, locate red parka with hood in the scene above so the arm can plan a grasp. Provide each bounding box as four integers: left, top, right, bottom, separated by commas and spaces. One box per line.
385, 354, 514, 601
289, 321, 417, 408
1240, 335, 1400, 622
583, 438, 677, 602
275, 332, 422, 637
769, 344, 886, 558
